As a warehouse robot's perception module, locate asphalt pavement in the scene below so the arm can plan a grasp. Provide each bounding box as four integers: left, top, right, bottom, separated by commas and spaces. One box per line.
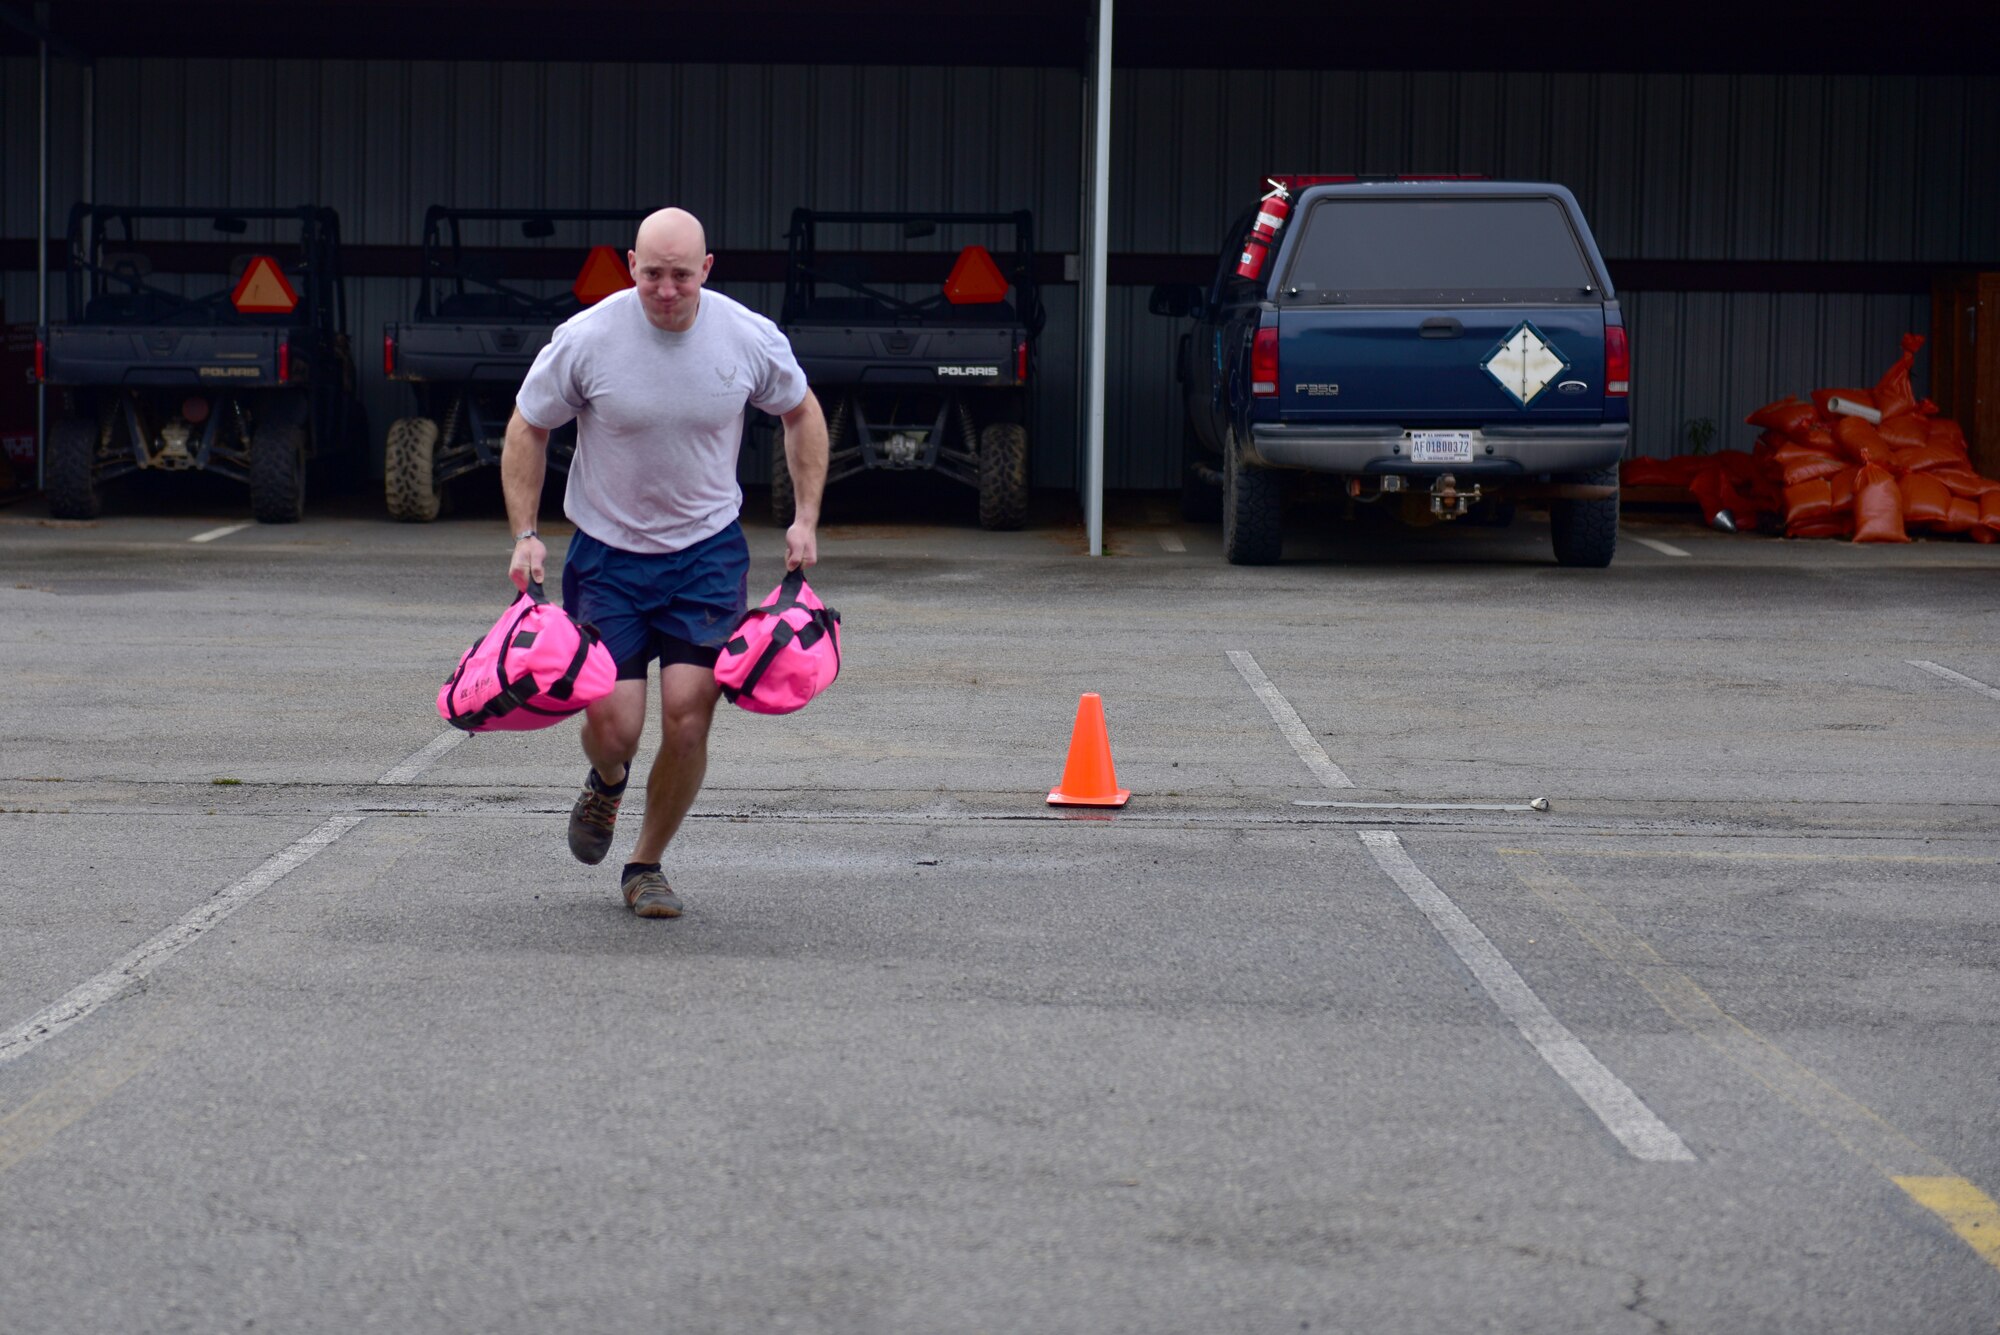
2, 480, 1997, 1333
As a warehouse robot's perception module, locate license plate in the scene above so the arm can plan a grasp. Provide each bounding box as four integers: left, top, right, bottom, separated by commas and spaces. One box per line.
1408, 431, 1475, 463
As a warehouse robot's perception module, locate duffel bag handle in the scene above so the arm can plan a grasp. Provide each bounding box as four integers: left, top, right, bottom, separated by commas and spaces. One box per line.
768, 567, 806, 614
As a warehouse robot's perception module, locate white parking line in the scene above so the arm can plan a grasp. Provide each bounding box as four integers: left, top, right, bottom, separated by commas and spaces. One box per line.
0, 729, 472, 1070
1158, 532, 1186, 552
1908, 660, 2000, 702
189, 523, 252, 544
1359, 831, 1696, 1163
1629, 535, 1690, 558
376, 728, 469, 784
1227, 650, 1355, 788
0, 816, 364, 1070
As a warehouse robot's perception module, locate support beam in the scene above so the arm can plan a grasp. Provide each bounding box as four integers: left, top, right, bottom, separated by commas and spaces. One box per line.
1077, 0, 1112, 555
35, 7, 48, 490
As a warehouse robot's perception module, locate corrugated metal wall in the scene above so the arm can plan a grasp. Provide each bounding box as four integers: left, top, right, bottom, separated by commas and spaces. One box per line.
6, 60, 1997, 489
0, 59, 1087, 487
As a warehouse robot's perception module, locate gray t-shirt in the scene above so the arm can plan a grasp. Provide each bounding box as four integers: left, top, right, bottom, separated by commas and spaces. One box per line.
516, 288, 808, 554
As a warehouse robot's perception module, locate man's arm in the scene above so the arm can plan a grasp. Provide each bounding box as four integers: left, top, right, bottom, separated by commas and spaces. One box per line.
779, 390, 829, 570
503, 408, 551, 591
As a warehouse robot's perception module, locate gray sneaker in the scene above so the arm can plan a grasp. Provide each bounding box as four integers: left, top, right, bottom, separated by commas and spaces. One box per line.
621, 867, 683, 919
567, 771, 623, 865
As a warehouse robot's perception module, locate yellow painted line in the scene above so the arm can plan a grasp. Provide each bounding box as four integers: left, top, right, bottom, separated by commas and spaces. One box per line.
0, 1010, 181, 1176
1502, 850, 2000, 1275
1896, 1177, 2000, 1266
1497, 847, 1995, 866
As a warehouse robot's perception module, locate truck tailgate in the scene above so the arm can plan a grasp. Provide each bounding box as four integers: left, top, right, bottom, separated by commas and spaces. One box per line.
787, 325, 1019, 387
45, 326, 283, 387
390, 322, 552, 383
1277, 306, 1606, 424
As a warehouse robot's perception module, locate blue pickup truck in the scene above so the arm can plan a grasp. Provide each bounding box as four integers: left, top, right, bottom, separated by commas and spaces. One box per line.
1152, 178, 1628, 566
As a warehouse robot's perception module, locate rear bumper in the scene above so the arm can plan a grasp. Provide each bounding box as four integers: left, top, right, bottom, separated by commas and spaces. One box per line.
1247, 423, 1628, 477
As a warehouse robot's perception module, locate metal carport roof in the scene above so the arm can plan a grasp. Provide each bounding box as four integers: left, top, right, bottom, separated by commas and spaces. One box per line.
7, 1, 1996, 548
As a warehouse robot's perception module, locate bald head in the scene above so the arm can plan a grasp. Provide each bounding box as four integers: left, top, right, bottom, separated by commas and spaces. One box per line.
628, 207, 713, 331
635, 207, 706, 261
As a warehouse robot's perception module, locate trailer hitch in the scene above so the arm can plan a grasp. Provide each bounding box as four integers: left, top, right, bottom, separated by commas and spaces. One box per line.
1429, 472, 1481, 519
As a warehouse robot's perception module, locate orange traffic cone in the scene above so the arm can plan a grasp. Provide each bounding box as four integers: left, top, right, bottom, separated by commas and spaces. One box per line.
1047, 692, 1131, 808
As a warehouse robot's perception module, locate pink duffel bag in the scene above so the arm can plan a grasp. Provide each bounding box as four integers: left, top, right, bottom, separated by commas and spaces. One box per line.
437, 581, 617, 732
714, 568, 842, 715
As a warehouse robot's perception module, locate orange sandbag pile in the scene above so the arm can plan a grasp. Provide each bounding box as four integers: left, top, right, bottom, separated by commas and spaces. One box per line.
1621, 333, 2000, 543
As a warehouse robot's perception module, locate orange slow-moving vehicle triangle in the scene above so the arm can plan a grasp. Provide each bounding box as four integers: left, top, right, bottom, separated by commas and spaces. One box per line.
230, 256, 298, 314
943, 244, 1009, 305
1047, 692, 1130, 807
572, 245, 635, 305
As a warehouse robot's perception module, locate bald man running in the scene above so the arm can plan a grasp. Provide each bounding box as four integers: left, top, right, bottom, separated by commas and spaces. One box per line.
503, 207, 829, 919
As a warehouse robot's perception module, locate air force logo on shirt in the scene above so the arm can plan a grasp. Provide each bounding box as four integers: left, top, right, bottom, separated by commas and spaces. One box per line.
713, 364, 739, 394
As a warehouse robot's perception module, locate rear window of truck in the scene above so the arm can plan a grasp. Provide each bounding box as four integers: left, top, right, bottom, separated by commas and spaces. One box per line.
1278, 197, 1597, 303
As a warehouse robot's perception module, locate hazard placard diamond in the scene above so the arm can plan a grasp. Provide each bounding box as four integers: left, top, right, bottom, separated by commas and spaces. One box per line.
1482, 321, 1570, 406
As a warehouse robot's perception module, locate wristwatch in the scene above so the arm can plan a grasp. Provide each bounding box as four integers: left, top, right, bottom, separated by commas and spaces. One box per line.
514, 529, 539, 543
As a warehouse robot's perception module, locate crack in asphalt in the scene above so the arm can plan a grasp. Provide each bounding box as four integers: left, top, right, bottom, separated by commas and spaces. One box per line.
4, 783, 2000, 844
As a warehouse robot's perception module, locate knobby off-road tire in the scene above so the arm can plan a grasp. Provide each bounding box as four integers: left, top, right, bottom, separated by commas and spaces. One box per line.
1550, 467, 1619, 568
384, 416, 442, 522
769, 427, 796, 528
977, 422, 1029, 530
250, 419, 308, 524
45, 417, 103, 520
1222, 429, 1282, 565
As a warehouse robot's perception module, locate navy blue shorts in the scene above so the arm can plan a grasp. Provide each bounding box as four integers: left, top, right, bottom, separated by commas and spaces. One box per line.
561, 522, 750, 679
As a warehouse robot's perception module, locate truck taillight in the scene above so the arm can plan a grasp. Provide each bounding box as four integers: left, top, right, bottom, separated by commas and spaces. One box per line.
278, 339, 291, 384
1252, 327, 1279, 397
384, 331, 396, 378
1605, 325, 1629, 396
1015, 338, 1029, 382
34, 338, 45, 383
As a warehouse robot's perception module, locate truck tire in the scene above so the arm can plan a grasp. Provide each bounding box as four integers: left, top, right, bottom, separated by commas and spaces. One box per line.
250, 420, 307, 524
45, 418, 103, 520
1550, 467, 1618, 568
384, 416, 443, 522
977, 422, 1029, 530
1222, 429, 1282, 565
769, 430, 795, 528
1176, 419, 1224, 523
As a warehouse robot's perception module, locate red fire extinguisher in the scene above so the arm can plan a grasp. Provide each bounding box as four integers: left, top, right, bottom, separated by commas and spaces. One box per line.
1234, 179, 1292, 280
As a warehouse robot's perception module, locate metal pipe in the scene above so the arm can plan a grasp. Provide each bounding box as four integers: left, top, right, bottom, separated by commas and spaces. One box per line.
1081, 0, 1113, 556
36, 12, 49, 492
83, 60, 93, 205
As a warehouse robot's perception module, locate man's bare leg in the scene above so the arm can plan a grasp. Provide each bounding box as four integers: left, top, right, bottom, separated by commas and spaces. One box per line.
581, 679, 648, 788
567, 679, 647, 866
628, 662, 722, 864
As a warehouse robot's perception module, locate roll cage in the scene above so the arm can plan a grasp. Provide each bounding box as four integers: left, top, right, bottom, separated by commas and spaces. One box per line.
64, 203, 345, 332
780, 208, 1044, 334
413, 206, 651, 321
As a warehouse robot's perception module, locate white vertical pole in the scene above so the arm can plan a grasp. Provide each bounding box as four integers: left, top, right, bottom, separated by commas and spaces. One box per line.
35, 17, 49, 491
83, 61, 93, 206
1073, 18, 1094, 546
1080, 0, 1113, 556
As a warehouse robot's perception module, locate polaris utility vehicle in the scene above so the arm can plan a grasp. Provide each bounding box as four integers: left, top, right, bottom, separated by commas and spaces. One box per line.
776, 208, 1043, 529
39, 204, 365, 522
381, 206, 651, 521
1153, 178, 1629, 566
